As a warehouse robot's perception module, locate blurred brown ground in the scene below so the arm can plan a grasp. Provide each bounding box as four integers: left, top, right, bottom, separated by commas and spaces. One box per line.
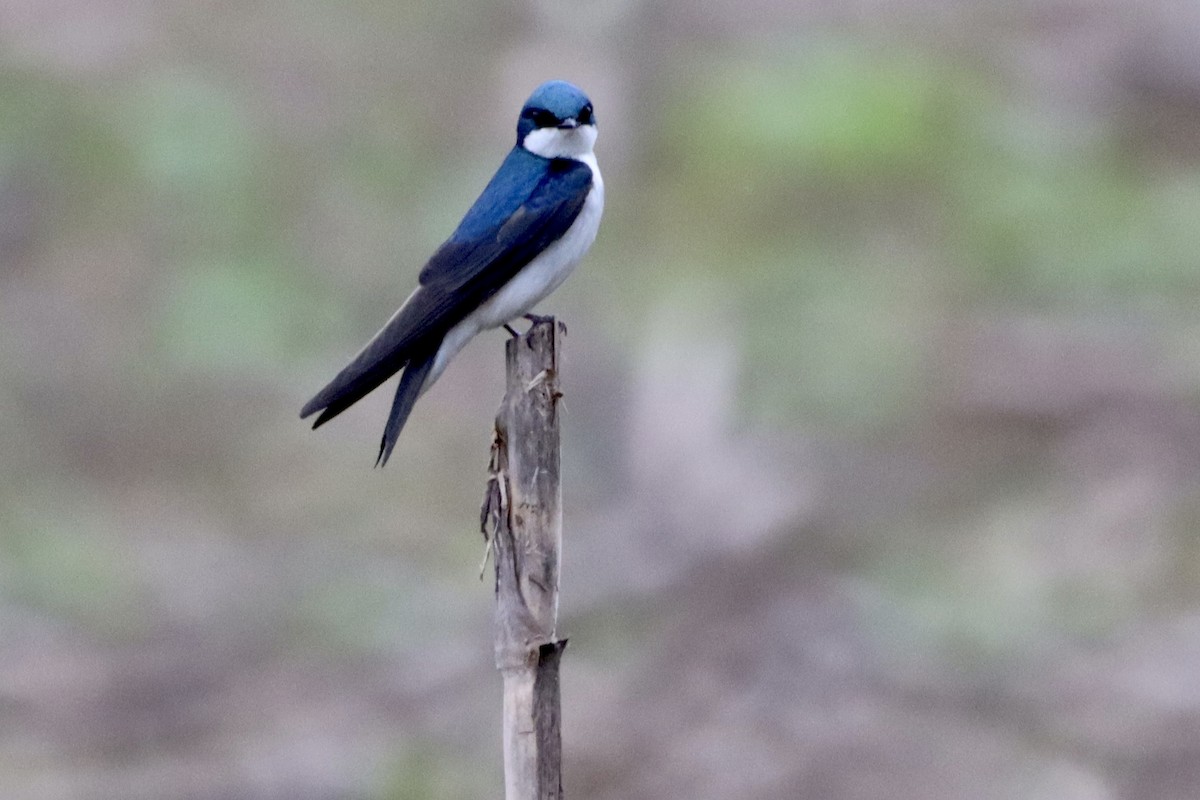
2, 1, 1200, 798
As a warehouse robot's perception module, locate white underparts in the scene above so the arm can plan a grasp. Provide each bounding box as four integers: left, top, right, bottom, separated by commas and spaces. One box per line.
422, 140, 604, 392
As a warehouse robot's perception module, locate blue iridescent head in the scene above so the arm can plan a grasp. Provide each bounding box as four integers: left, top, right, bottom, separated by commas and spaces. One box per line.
517, 80, 597, 159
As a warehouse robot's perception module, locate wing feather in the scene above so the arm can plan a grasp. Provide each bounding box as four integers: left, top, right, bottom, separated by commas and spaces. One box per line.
299, 154, 594, 427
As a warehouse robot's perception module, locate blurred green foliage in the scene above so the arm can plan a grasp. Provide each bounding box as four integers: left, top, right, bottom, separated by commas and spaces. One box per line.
0, 484, 147, 634
3, 21, 1197, 641
2, 9, 1199, 796
630, 38, 1200, 429
376, 745, 489, 800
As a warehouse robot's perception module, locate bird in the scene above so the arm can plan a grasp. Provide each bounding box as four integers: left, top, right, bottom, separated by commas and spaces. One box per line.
300, 80, 604, 466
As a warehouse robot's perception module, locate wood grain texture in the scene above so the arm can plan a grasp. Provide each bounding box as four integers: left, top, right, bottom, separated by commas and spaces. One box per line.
481, 318, 567, 800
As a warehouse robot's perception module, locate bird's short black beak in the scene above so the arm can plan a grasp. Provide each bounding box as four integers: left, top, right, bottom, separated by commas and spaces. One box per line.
556, 118, 579, 130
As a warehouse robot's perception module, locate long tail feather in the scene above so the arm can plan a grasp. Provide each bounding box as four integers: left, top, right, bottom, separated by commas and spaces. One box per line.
302, 350, 408, 429
376, 349, 437, 467
300, 286, 445, 426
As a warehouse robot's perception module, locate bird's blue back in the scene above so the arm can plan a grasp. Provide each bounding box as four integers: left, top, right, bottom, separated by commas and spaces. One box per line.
448, 146, 550, 243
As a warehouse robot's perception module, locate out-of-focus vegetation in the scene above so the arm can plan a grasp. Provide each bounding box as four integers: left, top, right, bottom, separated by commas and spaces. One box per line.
2, 1, 1200, 799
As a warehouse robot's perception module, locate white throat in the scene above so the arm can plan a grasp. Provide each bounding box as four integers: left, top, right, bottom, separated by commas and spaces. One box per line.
522, 124, 598, 161
423, 126, 603, 393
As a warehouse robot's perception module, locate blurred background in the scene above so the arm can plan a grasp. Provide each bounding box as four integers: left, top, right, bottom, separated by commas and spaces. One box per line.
3, 0, 1200, 798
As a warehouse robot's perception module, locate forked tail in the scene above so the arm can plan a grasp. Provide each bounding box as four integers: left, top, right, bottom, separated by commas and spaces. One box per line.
376, 349, 437, 467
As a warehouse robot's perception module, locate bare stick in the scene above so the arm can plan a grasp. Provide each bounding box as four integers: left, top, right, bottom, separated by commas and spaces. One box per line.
481, 318, 566, 800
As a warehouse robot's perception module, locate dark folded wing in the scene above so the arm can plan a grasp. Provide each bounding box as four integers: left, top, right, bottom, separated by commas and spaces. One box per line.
300, 156, 593, 425
418, 157, 594, 293
299, 287, 446, 424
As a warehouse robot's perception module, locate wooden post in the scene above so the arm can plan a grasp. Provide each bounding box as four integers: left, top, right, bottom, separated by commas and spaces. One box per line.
481, 317, 567, 800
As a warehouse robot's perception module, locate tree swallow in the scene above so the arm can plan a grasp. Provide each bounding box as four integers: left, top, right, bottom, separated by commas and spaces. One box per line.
300, 80, 604, 466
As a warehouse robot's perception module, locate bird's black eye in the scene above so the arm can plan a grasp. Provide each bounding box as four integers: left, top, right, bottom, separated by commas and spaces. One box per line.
577, 104, 593, 125
522, 107, 556, 125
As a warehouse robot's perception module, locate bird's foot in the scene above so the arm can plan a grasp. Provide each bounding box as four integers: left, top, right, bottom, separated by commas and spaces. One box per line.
523, 313, 553, 326
503, 323, 520, 338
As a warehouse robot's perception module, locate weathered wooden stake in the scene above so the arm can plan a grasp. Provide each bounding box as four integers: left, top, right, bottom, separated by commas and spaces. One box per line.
481, 318, 566, 800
